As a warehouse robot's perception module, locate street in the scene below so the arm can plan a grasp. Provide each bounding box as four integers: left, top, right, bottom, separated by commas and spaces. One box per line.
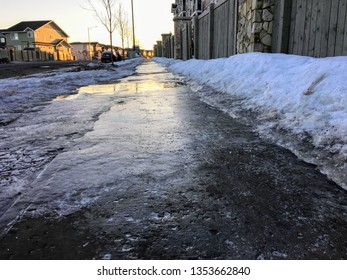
0, 60, 346, 259
0, 60, 90, 79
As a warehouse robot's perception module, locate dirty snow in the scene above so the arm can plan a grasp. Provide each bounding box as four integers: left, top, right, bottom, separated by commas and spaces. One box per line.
153, 53, 347, 189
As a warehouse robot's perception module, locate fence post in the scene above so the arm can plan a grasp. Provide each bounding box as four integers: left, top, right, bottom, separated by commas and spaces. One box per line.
193, 15, 199, 59
188, 21, 192, 59
272, 0, 292, 53
208, 3, 215, 59
170, 36, 175, 58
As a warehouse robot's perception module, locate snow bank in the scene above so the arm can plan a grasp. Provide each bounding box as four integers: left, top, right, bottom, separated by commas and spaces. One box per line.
153, 54, 347, 189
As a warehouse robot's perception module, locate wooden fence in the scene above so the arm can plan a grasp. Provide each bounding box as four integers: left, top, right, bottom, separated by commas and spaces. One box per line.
181, 0, 347, 60
182, 25, 191, 60
0, 49, 56, 62
196, 0, 237, 59
271, 0, 347, 57
197, 10, 210, 59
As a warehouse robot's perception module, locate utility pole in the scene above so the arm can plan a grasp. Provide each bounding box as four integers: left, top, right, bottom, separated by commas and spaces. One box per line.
131, 0, 135, 50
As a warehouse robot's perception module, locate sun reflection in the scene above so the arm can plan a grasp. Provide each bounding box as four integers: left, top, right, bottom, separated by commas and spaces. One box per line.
78, 81, 178, 95
55, 95, 66, 100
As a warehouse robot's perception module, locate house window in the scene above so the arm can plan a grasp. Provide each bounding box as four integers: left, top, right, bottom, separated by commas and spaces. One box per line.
0, 38, 5, 44
197, 0, 202, 11
27, 32, 34, 38
11, 33, 19, 40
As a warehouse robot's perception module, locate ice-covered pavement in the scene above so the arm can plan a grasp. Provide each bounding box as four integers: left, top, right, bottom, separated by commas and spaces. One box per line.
0, 59, 144, 126
153, 54, 347, 190
0, 59, 144, 227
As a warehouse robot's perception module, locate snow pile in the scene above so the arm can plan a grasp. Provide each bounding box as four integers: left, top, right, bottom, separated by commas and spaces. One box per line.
153, 54, 347, 189
0, 58, 144, 125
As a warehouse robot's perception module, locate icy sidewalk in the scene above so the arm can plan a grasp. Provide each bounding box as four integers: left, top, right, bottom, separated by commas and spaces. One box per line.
153, 54, 347, 190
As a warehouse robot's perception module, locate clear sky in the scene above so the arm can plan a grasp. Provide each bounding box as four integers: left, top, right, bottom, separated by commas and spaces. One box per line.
1, 0, 174, 50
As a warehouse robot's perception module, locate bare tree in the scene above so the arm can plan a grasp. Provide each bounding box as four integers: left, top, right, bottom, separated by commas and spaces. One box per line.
115, 3, 130, 58
86, 0, 118, 63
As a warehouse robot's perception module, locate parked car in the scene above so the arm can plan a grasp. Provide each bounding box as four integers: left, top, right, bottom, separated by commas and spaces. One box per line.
101, 50, 122, 63
101, 51, 116, 63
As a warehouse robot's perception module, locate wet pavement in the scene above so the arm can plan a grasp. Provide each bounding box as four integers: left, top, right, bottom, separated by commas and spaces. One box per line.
0, 60, 347, 259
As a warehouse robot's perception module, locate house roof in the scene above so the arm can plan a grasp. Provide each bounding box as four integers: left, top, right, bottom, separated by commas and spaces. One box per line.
6, 20, 69, 37
52, 39, 71, 48
7, 20, 51, 32
70, 42, 103, 46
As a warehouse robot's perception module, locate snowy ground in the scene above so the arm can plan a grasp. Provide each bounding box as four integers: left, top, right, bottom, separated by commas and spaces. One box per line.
153, 54, 347, 190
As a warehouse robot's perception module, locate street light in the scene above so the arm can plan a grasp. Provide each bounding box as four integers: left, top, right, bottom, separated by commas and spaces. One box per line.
88, 26, 97, 60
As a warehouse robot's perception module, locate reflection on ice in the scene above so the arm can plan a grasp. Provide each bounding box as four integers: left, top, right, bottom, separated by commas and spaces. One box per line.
78, 80, 178, 95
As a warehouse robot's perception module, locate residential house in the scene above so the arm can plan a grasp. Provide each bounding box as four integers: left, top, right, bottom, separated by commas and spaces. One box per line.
188, 0, 202, 16
172, 0, 203, 17
71, 42, 103, 60
2, 20, 72, 61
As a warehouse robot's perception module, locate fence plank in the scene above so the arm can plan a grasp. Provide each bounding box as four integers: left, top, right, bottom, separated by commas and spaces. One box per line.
308, 0, 319, 56
213, 1, 229, 58
288, 0, 298, 53
335, 0, 347, 55
199, 13, 210, 59
272, 0, 293, 53
314, 0, 325, 57
182, 27, 188, 60
193, 15, 199, 58
319, 0, 332, 57
272, 0, 281, 53
294, 0, 307, 55
219, 3, 227, 57
227, 0, 236, 56
302, 0, 313, 55
208, 3, 215, 59
327, 0, 339, 57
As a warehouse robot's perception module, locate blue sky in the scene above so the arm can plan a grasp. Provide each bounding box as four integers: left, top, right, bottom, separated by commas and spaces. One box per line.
1, 0, 174, 49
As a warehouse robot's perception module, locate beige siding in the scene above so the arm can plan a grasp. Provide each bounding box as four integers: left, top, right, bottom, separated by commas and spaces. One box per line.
36, 23, 68, 44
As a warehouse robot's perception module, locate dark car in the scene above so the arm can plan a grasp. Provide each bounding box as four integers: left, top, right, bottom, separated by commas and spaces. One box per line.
101, 50, 123, 63
101, 51, 116, 63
